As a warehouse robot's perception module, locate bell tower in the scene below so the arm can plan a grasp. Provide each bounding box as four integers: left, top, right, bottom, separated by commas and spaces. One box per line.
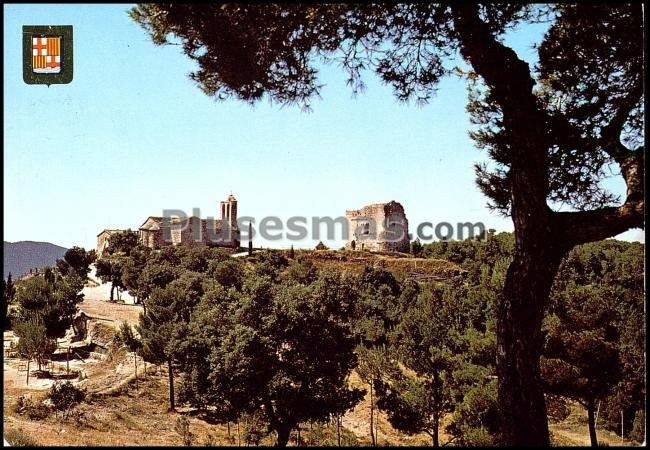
220, 193, 238, 229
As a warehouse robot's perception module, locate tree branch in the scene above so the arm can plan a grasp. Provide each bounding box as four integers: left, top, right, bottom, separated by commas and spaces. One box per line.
451, 4, 553, 236
600, 76, 644, 163
453, 4, 645, 248
549, 75, 644, 246
554, 197, 644, 247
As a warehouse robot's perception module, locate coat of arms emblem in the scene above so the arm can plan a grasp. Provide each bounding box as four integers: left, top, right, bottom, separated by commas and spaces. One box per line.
23, 25, 73, 84
32, 36, 61, 73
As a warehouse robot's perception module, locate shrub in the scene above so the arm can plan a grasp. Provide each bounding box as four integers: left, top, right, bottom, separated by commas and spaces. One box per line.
13, 395, 51, 421
546, 394, 571, 423
240, 411, 267, 446
48, 381, 86, 417
4, 428, 37, 446
175, 415, 193, 446
461, 426, 497, 446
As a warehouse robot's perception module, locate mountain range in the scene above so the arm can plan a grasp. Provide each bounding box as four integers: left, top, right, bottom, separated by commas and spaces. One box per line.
3, 241, 68, 279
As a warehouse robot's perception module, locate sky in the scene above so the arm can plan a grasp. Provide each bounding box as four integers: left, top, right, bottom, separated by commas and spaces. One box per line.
4, 4, 644, 250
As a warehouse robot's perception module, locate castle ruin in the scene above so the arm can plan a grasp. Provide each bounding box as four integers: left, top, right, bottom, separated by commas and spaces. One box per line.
345, 200, 410, 253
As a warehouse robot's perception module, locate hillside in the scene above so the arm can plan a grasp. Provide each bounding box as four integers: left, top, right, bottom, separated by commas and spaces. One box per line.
278, 249, 465, 281
3, 241, 68, 279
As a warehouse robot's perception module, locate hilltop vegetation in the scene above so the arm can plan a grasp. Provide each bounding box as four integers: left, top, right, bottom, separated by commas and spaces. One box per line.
81, 231, 645, 445
4, 232, 643, 446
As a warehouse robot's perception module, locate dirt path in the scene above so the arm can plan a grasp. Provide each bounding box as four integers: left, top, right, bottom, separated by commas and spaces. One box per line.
78, 298, 143, 327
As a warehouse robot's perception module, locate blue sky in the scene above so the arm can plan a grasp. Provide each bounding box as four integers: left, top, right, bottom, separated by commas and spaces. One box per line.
4, 4, 644, 250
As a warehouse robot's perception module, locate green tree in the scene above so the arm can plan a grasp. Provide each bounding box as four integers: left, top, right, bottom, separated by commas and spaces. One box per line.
130, 5, 644, 445
14, 317, 56, 384
14, 273, 84, 341
352, 267, 407, 445
13, 272, 84, 376
248, 223, 253, 256
48, 381, 86, 418
283, 255, 318, 285
117, 321, 144, 379
208, 258, 245, 291
542, 285, 622, 447
3, 272, 16, 329
386, 288, 461, 447
410, 238, 423, 257
181, 271, 364, 447
445, 379, 499, 447
174, 416, 194, 446
551, 241, 645, 440
95, 257, 125, 302
178, 246, 224, 273
253, 250, 288, 282
137, 272, 212, 410
120, 244, 152, 304
56, 246, 96, 279
106, 229, 140, 256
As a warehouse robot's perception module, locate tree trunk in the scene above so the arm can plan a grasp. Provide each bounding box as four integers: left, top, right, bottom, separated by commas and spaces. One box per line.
497, 244, 563, 446
275, 424, 291, 447
26, 360, 30, 385
167, 358, 175, 411
433, 413, 439, 447
110, 284, 115, 302
450, 5, 560, 446
369, 379, 376, 446
337, 415, 341, 446
450, 4, 644, 447
134, 350, 138, 380
587, 399, 598, 447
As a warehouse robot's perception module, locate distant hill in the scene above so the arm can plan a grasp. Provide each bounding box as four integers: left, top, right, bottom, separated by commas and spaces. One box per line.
3, 241, 68, 279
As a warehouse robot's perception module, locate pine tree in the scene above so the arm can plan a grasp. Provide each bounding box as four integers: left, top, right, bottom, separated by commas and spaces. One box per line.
248, 223, 253, 256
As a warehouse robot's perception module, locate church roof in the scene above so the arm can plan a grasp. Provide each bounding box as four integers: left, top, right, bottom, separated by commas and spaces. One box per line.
139, 216, 238, 232
97, 228, 122, 237
139, 216, 163, 230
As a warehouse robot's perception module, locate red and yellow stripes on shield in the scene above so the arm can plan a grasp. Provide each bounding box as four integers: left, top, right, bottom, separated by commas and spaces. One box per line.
32, 37, 61, 69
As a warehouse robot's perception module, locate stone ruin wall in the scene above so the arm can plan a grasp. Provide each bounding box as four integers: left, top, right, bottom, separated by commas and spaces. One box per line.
140, 228, 166, 249
346, 201, 410, 253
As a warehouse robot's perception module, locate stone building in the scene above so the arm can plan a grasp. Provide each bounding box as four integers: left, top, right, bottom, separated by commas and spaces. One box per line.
345, 200, 410, 253
138, 194, 240, 249
96, 229, 123, 257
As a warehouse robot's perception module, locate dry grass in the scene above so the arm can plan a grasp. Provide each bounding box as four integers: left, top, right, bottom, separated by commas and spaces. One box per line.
295, 249, 464, 280
78, 298, 143, 328
549, 401, 634, 446
4, 362, 638, 446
